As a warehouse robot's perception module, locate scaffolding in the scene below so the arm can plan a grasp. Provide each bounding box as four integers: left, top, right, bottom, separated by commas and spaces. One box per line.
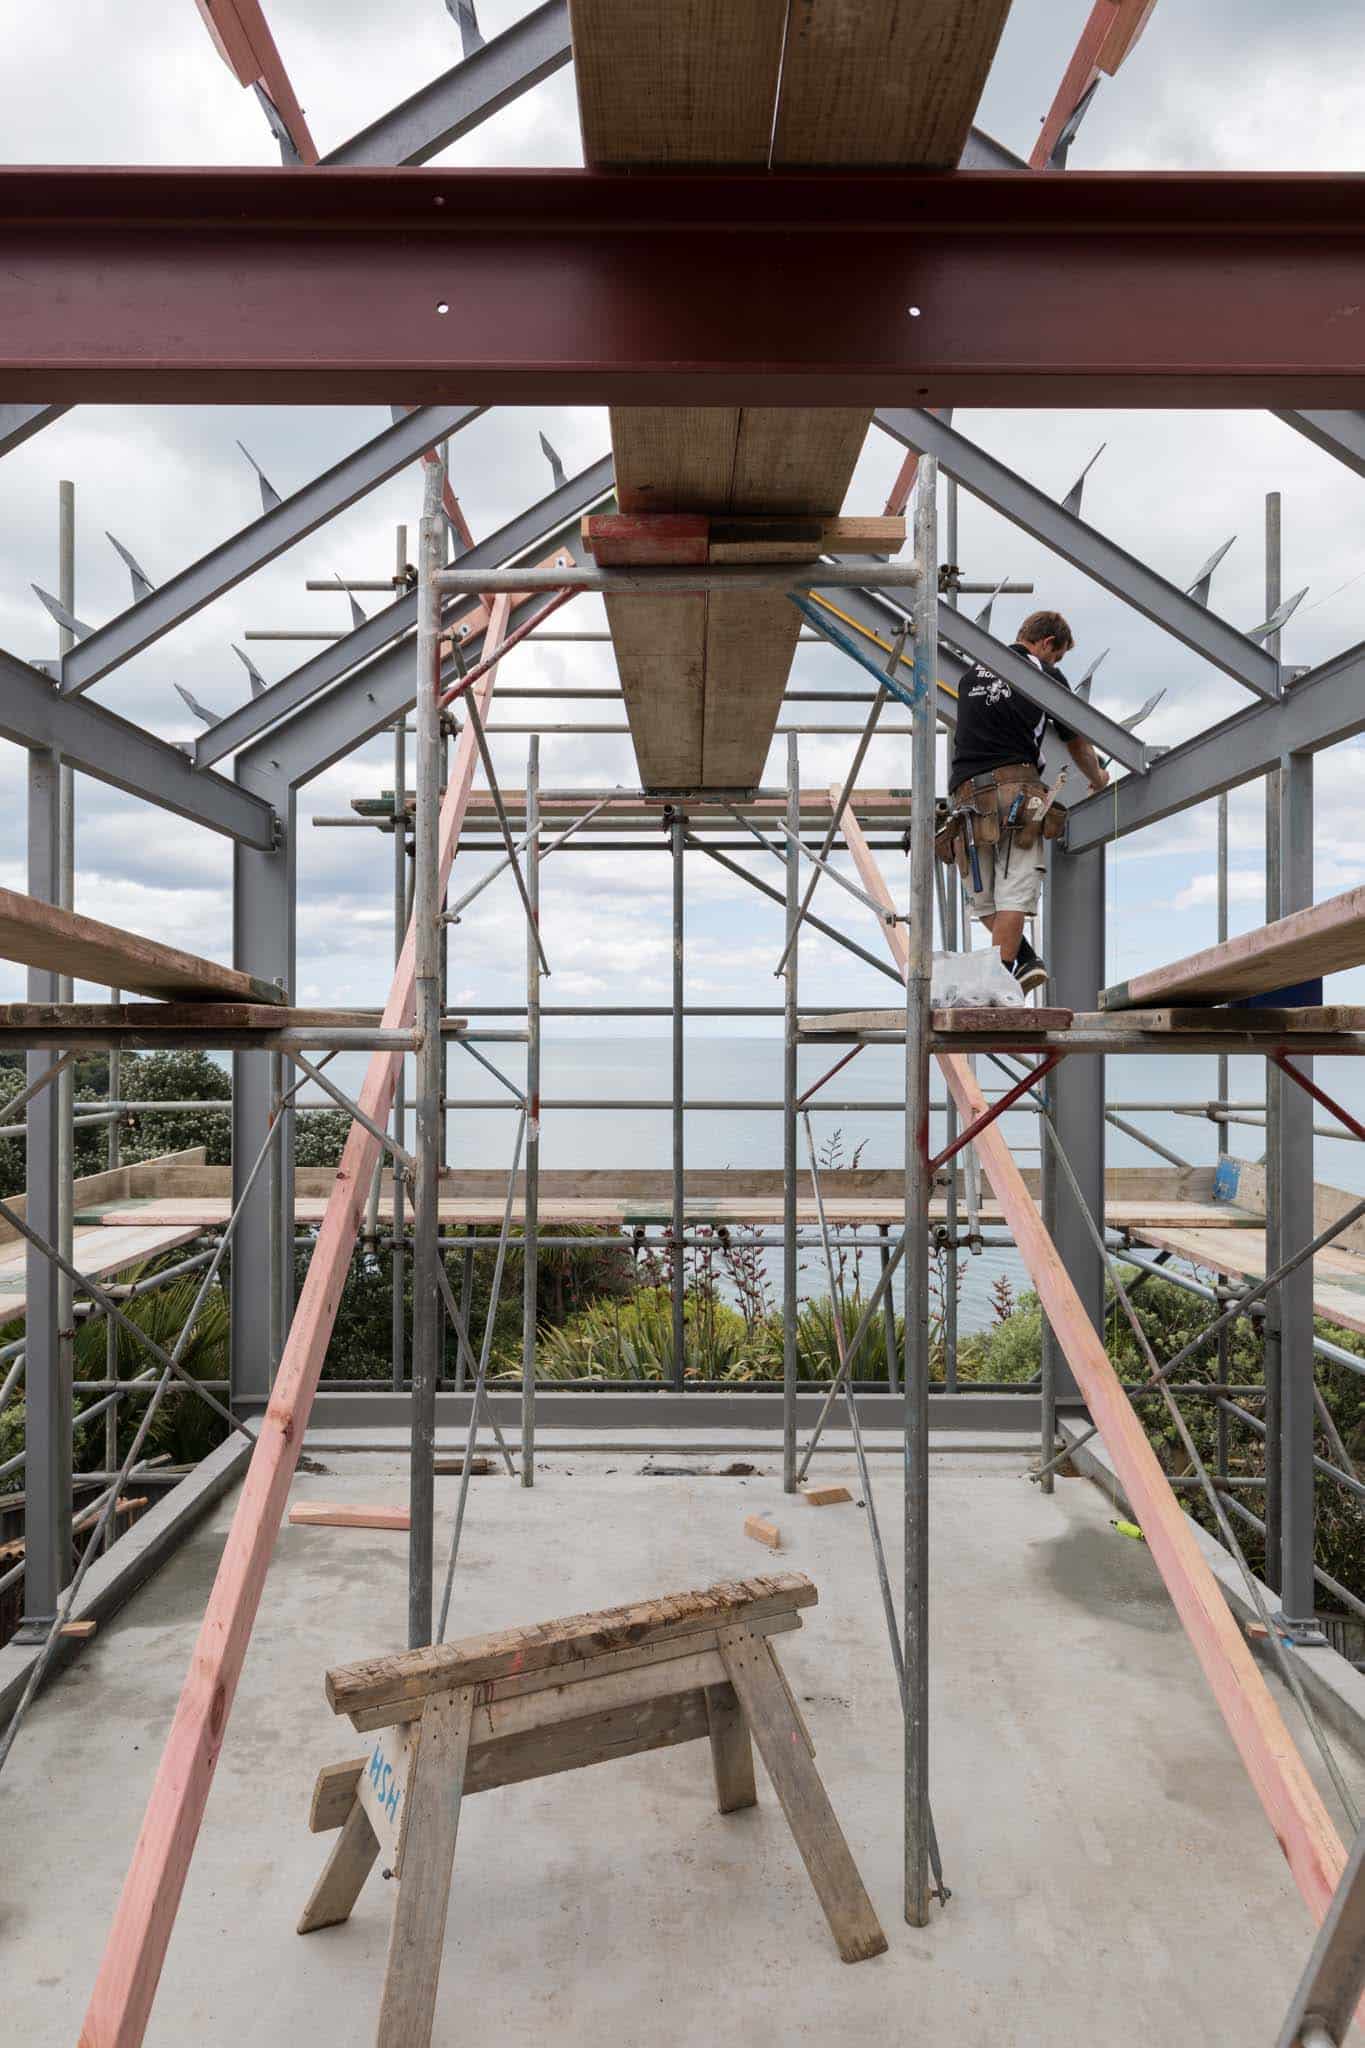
0, 3, 1364, 2043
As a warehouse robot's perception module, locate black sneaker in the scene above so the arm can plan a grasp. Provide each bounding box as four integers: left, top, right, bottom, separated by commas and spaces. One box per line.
1009, 945, 1049, 996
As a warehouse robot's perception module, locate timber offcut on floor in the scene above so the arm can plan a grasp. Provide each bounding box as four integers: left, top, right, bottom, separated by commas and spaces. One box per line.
570, 0, 1012, 789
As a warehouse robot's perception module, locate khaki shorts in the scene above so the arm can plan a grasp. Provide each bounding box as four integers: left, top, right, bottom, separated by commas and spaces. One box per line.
965, 831, 1046, 919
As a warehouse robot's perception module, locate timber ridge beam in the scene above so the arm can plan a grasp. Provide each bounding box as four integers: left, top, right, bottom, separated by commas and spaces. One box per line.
4, 169, 1365, 407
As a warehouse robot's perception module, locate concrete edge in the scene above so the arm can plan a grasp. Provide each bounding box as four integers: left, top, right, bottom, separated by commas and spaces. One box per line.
0, 1432, 251, 1727
1060, 1416, 1365, 1757
279, 1389, 1043, 1432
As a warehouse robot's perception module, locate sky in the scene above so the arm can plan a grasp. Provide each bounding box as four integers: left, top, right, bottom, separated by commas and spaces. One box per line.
0, 0, 1363, 1038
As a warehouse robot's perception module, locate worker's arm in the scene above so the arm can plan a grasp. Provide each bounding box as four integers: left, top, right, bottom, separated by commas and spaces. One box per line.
1064, 733, 1110, 793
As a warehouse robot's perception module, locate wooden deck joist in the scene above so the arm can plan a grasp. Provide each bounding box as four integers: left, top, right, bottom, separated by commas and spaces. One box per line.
80, 599, 517, 2048
570, 0, 1012, 791
1102, 885, 1365, 1009
0, 886, 284, 1005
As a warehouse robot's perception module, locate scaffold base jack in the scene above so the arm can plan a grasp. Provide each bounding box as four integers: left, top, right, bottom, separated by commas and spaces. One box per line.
302, 1575, 885, 2047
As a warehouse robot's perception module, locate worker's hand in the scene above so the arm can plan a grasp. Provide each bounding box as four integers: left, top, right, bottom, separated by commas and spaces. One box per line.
1089, 767, 1111, 794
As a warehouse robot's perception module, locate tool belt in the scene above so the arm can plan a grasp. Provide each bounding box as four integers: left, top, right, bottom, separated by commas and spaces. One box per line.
934, 763, 1065, 875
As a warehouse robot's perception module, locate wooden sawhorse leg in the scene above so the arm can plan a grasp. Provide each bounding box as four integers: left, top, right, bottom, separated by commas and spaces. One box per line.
705, 1680, 757, 1812
298, 1798, 381, 1934
717, 1625, 887, 1963
377, 1686, 475, 2048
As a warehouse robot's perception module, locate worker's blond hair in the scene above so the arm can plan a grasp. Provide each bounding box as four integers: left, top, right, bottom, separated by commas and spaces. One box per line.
1018, 609, 1074, 654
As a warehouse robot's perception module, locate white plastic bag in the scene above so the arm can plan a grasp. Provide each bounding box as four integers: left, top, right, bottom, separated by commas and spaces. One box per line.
930, 949, 1022, 1009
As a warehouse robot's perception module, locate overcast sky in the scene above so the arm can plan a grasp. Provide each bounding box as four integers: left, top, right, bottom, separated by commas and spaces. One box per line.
0, 0, 1362, 1041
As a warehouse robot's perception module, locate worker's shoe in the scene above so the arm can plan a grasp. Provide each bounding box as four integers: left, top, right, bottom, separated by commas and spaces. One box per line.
1008, 938, 1048, 996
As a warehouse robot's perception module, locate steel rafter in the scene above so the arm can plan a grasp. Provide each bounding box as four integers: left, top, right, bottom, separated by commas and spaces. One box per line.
937, 606, 1147, 771
1275, 409, 1365, 481
322, 0, 572, 167
876, 408, 1280, 699
59, 403, 487, 696
199, 456, 612, 769
5, 169, 1365, 407
0, 403, 68, 458
0, 646, 276, 847
1066, 634, 1365, 849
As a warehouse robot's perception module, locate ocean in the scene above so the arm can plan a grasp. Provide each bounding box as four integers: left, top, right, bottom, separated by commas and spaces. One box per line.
379, 1034, 1365, 1336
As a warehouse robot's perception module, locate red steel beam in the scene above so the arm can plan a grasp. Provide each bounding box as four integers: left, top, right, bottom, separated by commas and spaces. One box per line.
3, 168, 1365, 409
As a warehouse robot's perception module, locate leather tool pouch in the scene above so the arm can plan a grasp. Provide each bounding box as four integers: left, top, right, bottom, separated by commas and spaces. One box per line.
933, 799, 960, 868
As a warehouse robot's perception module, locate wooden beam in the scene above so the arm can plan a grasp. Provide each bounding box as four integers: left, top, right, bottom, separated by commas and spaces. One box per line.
582, 512, 906, 565
0, 887, 284, 1005
79, 599, 515, 2048
1102, 886, 1365, 1009
836, 800, 1354, 1942
576, 4, 1006, 789
286, 1503, 410, 1531
327, 1573, 817, 1718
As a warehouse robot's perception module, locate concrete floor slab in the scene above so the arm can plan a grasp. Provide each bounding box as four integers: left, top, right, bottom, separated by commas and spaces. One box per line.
7, 1446, 1363, 2046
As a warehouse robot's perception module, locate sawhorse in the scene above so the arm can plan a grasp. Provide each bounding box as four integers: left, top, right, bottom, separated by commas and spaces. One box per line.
300, 1572, 886, 2044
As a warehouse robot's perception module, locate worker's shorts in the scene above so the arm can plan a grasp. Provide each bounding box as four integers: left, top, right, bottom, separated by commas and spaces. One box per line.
965, 831, 1046, 921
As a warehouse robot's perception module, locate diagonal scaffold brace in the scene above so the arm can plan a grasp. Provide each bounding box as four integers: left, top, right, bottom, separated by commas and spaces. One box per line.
79, 465, 517, 2048
835, 794, 1360, 1982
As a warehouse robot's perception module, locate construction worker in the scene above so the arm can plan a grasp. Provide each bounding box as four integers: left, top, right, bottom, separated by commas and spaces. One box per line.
939, 609, 1109, 994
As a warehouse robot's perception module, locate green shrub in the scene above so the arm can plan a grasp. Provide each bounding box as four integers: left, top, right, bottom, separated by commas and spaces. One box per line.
531, 1286, 770, 1382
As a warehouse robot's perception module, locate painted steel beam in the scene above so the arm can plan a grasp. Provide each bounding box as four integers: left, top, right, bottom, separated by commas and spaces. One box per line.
937, 605, 1148, 771
323, 0, 571, 167
0, 647, 277, 847
5, 169, 1365, 407
0, 402, 67, 457
1066, 636, 1365, 849
1274, 408, 1365, 481
876, 409, 1280, 699
60, 403, 486, 695
197, 454, 612, 769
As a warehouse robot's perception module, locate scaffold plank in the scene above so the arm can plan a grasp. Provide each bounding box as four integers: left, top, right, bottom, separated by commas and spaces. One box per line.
1125, 1223, 1365, 1339
0, 890, 284, 1006
0, 1222, 204, 1323
575, 0, 1008, 789
1101, 886, 1365, 1009
80, 599, 514, 2048
836, 800, 1353, 1938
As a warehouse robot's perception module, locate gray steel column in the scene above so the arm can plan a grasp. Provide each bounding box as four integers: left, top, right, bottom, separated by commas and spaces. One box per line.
391, 709, 407, 1389
521, 736, 541, 1486
1276, 748, 1317, 1627
409, 471, 445, 1647
940, 829, 959, 1393
1263, 490, 1284, 1582
670, 812, 686, 1390
904, 458, 937, 1927
1041, 840, 1106, 1465
55, 482, 75, 1497
18, 745, 67, 1634
782, 735, 800, 1491
230, 771, 294, 1405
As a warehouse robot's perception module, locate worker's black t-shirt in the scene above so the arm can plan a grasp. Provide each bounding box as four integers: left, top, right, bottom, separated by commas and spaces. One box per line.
948, 644, 1077, 790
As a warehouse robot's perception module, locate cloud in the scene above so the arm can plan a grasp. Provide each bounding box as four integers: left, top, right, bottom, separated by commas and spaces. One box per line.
2, 1, 1363, 1050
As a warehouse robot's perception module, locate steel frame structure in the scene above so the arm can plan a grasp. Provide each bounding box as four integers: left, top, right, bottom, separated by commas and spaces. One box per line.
0, 10, 1363, 2044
